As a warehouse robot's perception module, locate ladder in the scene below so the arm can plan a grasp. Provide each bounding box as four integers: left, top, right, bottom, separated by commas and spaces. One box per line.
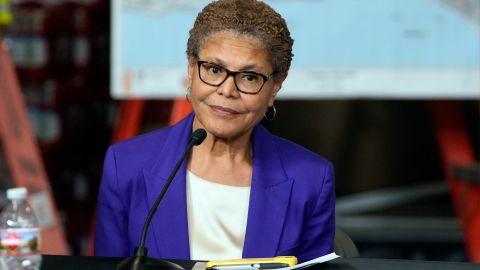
430, 101, 480, 262
0, 41, 68, 254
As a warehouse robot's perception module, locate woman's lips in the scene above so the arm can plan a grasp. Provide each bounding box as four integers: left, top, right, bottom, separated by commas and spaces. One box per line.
210, 105, 239, 116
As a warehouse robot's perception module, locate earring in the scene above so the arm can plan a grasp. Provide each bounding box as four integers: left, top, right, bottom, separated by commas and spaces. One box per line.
264, 105, 277, 121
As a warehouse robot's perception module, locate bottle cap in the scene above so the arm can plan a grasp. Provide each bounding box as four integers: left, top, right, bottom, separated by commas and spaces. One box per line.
6, 187, 28, 200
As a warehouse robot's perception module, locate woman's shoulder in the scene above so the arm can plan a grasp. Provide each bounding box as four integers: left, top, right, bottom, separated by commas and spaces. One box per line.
268, 132, 334, 188
108, 113, 194, 158
255, 124, 331, 167
266, 132, 334, 195
101, 127, 173, 178
269, 133, 331, 167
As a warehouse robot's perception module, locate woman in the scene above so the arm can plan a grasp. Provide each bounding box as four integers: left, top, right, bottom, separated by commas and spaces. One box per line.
95, 0, 335, 263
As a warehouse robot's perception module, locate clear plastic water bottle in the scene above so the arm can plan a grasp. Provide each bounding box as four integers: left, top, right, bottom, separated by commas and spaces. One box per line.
0, 187, 42, 270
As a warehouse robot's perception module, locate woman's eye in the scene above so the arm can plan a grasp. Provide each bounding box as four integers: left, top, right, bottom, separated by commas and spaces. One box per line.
205, 64, 222, 74
242, 74, 260, 82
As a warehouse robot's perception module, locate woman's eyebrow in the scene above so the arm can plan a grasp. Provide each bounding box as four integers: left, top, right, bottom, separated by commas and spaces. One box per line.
199, 57, 224, 65
200, 57, 266, 73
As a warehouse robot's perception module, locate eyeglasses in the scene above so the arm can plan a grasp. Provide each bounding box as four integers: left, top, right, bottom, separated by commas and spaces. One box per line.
197, 60, 274, 94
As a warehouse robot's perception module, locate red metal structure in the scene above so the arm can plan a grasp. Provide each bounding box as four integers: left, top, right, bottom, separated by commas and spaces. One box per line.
111, 99, 192, 144
0, 41, 68, 254
430, 101, 480, 262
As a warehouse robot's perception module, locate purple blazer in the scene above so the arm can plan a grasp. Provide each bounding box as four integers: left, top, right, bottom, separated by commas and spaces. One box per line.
94, 113, 335, 263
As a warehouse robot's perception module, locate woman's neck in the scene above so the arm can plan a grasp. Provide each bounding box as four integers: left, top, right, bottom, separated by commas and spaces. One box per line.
188, 126, 254, 187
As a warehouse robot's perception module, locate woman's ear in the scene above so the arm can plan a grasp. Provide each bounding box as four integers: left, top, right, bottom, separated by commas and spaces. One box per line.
187, 56, 195, 82
273, 72, 287, 93
268, 72, 287, 106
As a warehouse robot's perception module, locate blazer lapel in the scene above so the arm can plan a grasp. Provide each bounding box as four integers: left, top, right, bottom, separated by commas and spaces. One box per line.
143, 113, 194, 259
243, 125, 293, 258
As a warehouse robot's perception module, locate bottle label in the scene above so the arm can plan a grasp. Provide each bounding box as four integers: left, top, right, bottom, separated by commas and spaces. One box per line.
0, 228, 41, 256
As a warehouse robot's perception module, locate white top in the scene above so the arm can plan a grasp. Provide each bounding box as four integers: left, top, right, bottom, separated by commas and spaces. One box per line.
186, 170, 251, 260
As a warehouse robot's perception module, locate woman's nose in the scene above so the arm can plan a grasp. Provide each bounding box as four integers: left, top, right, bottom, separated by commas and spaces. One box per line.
216, 75, 240, 98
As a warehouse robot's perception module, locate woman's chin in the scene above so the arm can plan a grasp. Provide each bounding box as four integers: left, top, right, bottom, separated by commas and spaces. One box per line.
205, 126, 249, 141
194, 115, 254, 141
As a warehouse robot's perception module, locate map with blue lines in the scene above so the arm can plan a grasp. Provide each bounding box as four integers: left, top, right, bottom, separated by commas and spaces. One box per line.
112, 0, 479, 99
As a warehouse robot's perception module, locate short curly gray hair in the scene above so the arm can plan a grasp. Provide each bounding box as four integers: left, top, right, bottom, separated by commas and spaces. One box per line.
187, 0, 294, 79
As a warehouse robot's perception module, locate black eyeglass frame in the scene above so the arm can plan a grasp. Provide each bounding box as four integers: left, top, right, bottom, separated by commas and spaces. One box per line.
196, 60, 275, 95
